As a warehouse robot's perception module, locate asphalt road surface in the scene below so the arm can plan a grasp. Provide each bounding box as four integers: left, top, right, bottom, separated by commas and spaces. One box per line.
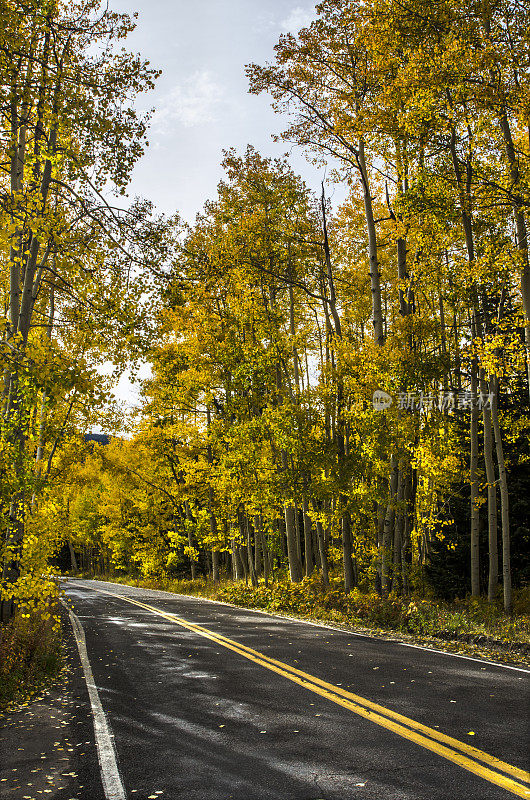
57, 578, 529, 800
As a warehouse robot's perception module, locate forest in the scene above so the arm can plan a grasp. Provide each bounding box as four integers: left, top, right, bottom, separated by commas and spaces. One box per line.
1, 0, 530, 694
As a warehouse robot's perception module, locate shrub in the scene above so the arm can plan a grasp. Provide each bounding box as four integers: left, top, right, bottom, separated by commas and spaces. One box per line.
403, 599, 439, 635
0, 606, 62, 709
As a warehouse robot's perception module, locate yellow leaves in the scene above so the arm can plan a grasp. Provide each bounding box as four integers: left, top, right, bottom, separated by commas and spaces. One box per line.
183, 546, 200, 563
470, 319, 526, 379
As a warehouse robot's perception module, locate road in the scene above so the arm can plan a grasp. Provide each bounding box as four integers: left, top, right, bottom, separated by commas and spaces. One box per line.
54, 579, 530, 799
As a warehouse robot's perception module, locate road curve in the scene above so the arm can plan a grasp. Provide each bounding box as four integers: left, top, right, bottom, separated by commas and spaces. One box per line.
60, 578, 529, 800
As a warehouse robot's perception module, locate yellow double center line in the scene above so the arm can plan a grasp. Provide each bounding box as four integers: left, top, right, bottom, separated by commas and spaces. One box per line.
88, 587, 530, 798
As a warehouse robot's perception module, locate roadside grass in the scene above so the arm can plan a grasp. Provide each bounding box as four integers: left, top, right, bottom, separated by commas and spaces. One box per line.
72, 571, 530, 648
0, 605, 63, 711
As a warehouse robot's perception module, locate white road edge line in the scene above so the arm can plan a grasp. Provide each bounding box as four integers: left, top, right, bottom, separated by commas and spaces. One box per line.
66, 579, 530, 675
62, 600, 127, 800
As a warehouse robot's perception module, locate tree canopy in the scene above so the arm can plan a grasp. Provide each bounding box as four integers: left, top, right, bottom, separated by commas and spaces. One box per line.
1, 0, 529, 621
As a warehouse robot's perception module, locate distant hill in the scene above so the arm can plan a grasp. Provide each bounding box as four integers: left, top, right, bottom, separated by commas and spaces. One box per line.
83, 433, 111, 446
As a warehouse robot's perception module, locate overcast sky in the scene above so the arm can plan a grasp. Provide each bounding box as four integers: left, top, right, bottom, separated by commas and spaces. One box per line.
106, 0, 346, 415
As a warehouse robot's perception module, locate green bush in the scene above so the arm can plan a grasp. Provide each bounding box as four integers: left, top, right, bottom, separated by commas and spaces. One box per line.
403, 599, 439, 635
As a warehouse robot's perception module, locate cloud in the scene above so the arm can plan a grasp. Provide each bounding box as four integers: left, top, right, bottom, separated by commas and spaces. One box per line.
279, 5, 316, 33
253, 11, 277, 32
152, 70, 225, 131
